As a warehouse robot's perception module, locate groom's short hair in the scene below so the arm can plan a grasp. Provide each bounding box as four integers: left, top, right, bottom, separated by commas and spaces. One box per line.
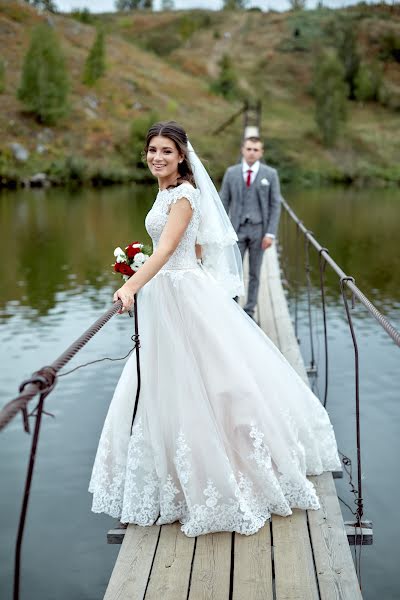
243, 136, 263, 146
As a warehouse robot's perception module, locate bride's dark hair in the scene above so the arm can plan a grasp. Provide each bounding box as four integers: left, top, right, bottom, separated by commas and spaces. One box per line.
144, 121, 196, 187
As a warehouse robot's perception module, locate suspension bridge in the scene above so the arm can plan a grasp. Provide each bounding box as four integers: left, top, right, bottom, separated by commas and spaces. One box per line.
3, 109, 400, 599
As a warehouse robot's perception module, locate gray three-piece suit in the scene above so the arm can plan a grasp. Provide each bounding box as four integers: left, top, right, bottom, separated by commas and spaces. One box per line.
220, 163, 281, 317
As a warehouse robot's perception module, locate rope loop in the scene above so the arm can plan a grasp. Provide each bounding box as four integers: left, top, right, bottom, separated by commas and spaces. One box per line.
131, 334, 141, 347
340, 276, 356, 309
19, 366, 57, 395
340, 275, 356, 287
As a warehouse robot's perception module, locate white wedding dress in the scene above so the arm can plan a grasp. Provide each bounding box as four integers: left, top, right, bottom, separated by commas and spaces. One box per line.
89, 182, 341, 537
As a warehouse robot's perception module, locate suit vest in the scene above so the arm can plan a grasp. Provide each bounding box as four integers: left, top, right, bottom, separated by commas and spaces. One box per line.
240, 176, 263, 225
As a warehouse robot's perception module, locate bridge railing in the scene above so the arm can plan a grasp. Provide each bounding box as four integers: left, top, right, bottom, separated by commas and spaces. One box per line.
1, 196, 399, 598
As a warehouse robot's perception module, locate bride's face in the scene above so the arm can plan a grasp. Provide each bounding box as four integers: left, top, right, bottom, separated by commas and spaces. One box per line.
147, 135, 183, 180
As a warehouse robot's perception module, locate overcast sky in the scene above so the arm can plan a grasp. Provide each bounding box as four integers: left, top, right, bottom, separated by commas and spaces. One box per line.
56, 0, 391, 14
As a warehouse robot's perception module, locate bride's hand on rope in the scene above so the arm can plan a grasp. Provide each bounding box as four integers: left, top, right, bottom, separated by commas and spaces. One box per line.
113, 285, 135, 314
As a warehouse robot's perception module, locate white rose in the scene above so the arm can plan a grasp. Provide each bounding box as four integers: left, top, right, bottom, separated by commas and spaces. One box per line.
114, 247, 125, 257
133, 252, 145, 265
260, 178, 269, 186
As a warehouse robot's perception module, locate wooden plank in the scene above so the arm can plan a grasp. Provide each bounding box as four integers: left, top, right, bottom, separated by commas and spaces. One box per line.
272, 510, 320, 600
188, 532, 232, 600
265, 247, 343, 479
107, 528, 127, 545
265, 246, 309, 384
145, 522, 195, 600
232, 525, 273, 600
308, 473, 363, 599
103, 524, 160, 600
107, 521, 128, 544
344, 521, 373, 546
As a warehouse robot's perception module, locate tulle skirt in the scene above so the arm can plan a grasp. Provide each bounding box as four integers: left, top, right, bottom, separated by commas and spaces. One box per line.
89, 265, 341, 537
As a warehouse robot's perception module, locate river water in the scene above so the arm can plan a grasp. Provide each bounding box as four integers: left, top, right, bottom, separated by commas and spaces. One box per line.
0, 184, 398, 599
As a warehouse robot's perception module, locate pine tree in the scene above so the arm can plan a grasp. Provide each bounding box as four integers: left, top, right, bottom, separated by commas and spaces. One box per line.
211, 54, 238, 100
354, 62, 382, 103
0, 59, 5, 94
130, 113, 159, 168
83, 28, 106, 86
334, 19, 360, 100
222, 0, 248, 8
17, 24, 69, 124
24, 0, 58, 12
115, 0, 152, 9
289, 0, 306, 9
314, 50, 348, 146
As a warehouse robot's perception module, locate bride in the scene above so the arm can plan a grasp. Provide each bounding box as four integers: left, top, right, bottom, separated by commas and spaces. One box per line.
89, 121, 341, 537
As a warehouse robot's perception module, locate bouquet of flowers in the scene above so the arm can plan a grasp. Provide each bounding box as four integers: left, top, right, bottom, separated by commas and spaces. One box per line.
113, 241, 152, 282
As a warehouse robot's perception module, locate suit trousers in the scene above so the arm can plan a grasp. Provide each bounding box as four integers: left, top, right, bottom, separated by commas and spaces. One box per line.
237, 222, 264, 317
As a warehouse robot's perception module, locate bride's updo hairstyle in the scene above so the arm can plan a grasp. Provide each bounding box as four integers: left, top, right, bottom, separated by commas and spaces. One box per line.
145, 121, 196, 187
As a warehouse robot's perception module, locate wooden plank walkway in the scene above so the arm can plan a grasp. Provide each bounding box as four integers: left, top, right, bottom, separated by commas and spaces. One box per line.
103, 246, 362, 600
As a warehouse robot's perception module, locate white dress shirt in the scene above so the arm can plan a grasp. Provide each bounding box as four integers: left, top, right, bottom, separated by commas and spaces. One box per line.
242, 160, 260, 186
241, 160, 274, 240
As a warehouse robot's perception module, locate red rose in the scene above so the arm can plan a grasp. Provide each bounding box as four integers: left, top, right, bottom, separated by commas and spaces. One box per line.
114, 261, 134, 276
125, 243, 141, 259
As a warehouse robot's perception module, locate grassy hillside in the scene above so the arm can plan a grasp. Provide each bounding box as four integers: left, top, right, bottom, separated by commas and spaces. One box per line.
0, 1, 399, 188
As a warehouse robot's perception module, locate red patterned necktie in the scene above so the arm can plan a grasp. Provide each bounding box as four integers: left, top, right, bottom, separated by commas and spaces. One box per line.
246, 169, 252, 187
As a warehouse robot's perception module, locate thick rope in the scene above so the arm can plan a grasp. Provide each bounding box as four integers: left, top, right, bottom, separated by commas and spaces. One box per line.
0, 301, 122, 432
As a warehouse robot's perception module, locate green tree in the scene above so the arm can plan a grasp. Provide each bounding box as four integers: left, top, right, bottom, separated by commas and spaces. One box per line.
115, 0, 152, 9
222, 0, 248, 8
71, 7, 93, 24
354, 62, 382, 103
24, 0, 58, 12
130, 113, 159, 168
211, 54, 238, 100
289, 0, 306, 9
334, 19, 360, 99
0, 59, 5, 94
380, 31, 400, 63
314, 50, 348, 146
17, 24, 69, 124
83, 28, 106, 86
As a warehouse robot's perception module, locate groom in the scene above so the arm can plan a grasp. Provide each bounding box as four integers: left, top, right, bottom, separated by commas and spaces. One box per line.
220, 137, 281, 319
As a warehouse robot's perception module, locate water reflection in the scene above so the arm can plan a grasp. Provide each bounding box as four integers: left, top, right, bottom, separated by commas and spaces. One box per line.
0, 184, 399, 600
0, 185, 156, 319
282, 187, 400, 314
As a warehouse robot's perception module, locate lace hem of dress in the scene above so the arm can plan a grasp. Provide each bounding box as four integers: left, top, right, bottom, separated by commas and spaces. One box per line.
89, 417, 340, 537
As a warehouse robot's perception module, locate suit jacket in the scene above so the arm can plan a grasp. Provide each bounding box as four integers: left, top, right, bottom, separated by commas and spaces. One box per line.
219, 162, 281, 237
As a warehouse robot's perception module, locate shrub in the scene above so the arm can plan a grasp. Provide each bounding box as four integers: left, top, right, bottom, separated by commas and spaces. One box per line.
355, 62, 382, 103
313, 50, 348, 146
83, 28, 106, 86
129, 112, 159, 168
330, 16, 360, 99
0, 59, 5, 94
210, 54, 239, 100
380, 31, 400, 63
47, 156, 87, 185
17, 24, 69, 124
71, 8, 94, 24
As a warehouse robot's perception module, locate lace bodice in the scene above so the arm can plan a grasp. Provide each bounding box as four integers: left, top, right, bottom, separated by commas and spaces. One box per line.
145, 183, 201, 270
